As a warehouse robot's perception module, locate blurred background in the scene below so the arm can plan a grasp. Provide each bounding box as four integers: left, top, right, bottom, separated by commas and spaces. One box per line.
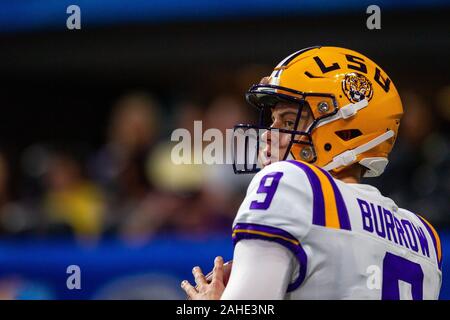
0, 0, 449, 299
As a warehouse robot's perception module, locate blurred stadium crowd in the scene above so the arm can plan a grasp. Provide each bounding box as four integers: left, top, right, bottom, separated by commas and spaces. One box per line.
0, 75, 448, 245
0, 83, 256, 245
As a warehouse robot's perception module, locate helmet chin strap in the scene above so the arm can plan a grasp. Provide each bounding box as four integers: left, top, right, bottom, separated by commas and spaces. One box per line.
322, 130, 395, 172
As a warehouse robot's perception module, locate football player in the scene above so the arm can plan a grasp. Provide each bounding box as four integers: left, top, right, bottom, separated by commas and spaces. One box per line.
181, 46, 442, 299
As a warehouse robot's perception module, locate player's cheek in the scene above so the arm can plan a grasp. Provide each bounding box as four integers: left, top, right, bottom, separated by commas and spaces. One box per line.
279, 133, 292, 148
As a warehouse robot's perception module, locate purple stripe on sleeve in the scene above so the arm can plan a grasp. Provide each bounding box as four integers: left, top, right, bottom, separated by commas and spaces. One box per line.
285, 160, 325, 227
233, 222, 298, 242
417, 216, 442, 270
317, 166, 352, 231
232, 223, 308, 292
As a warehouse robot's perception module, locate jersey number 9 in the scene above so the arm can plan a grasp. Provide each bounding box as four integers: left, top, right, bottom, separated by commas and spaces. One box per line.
382, 252, 424, 300
250, 172, 284, 210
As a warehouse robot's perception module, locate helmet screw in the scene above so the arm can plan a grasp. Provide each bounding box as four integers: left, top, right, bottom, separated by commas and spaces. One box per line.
300, 146, 314, 161
324, 143, 332, 151
318, 101, 329, 114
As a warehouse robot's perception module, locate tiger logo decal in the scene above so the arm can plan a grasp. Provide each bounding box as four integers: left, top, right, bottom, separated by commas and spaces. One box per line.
342, 72, 374, 103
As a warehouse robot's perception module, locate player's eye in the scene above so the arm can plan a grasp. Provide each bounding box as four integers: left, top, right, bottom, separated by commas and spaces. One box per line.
284, 120, 295, 130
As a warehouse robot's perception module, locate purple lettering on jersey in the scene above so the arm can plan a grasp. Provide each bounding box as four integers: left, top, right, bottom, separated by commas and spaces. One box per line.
358, 198, 373, 232
358, 199, 431, 260
402, 220, 419, 253
383, 209, 398, 244
372, 204, 386, 238
394, 216, 410, 249
413, 224, 430, 258
250, 172, 283, 210
382, 252, 424, 300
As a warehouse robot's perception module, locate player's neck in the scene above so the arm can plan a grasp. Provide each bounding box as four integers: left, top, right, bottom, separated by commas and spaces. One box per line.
330, 165, 363, 184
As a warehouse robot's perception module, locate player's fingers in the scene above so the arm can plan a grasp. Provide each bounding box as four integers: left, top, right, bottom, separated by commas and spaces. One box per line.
181, 280, 197, 298
212, 256, 224, 284
204, 269, 214, 283
192, 266, 208, 287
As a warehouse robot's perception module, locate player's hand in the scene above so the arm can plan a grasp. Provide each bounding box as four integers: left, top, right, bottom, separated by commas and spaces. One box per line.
204, 259, 232, 285
181, 256, 227, 300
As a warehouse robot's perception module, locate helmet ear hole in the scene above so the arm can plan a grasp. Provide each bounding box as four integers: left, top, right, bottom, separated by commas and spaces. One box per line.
335, 129, 362, 141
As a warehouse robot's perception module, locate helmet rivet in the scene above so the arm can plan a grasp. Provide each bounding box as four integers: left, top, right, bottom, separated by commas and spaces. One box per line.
300, 146, 313, 161
318, 101, 329, 114
324, 143, 332, 151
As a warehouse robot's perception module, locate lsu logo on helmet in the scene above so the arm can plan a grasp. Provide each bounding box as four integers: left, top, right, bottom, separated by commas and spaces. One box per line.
342, 73, 374, 103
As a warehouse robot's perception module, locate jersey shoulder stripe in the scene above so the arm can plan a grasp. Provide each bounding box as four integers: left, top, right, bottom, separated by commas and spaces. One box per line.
232, 222, 308, 292
317, 165, 351, 230
417, 215, 443, 270
284, 160, 325, 227
285, 160, 351, 231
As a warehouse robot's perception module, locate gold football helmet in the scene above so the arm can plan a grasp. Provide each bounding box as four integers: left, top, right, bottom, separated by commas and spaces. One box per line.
233, 46, 403, 177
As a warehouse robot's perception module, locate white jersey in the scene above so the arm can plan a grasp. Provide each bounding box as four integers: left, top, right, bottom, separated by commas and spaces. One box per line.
232, 160, 442, 300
